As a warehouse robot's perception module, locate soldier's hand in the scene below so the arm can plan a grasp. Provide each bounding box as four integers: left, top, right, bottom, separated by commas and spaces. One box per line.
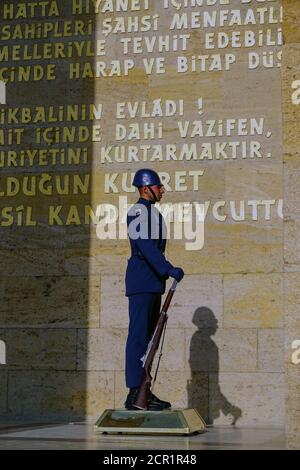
168, 267, 185, 282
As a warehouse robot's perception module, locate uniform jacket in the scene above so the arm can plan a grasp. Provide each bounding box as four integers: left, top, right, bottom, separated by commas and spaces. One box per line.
125, 197, 173, 296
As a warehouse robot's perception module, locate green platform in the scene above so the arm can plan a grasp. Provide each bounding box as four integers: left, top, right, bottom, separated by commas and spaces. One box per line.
94, 409, 206, 435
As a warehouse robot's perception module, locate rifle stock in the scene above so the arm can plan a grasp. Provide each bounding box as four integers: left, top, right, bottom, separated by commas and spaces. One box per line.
133, 280, 177, 410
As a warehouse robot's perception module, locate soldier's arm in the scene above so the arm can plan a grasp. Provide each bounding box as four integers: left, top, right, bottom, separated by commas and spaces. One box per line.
128, 207, 173, 277
135, 237, 173, 277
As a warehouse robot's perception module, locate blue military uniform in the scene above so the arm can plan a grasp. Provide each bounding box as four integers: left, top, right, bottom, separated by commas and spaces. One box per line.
125, 197, 172, 388
124, 169, 184, 409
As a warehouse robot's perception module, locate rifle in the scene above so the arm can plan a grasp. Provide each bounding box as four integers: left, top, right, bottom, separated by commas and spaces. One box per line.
133, 279, 178, 410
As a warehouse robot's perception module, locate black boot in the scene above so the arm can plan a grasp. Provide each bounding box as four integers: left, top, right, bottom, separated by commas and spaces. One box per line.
125, 388, 171, 411
124, 387, 139, 410
148, 390, 171, 410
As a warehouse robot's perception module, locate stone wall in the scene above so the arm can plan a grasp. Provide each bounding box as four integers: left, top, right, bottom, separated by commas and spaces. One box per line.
0, 0, 291, 432
282, 0, 300, 450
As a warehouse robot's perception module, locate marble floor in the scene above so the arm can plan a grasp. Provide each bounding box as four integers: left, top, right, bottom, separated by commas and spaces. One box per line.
0, 421, 285, 450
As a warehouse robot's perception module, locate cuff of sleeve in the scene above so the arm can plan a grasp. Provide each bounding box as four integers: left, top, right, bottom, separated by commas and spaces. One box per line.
161, 262, 173, 277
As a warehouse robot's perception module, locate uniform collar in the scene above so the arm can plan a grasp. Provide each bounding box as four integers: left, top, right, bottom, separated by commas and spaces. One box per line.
137, 197, 155, 206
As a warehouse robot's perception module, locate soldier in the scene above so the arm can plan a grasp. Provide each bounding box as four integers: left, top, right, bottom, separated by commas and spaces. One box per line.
125, 168, 185, 410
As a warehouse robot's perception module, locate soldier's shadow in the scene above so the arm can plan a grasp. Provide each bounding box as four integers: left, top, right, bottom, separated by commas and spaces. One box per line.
187, 307, 242, 426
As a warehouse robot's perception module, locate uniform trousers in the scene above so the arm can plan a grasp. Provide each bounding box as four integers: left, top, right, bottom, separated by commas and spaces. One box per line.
125, 293, 162, 388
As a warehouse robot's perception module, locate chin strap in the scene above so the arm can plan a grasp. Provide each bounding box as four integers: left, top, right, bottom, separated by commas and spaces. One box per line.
147, 185, 158, 202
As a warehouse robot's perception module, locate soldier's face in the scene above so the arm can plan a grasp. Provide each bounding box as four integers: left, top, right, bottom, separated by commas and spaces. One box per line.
150, 185, 165, 201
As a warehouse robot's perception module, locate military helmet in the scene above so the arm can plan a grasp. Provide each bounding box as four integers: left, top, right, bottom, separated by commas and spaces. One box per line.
132, 169, 162, 188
